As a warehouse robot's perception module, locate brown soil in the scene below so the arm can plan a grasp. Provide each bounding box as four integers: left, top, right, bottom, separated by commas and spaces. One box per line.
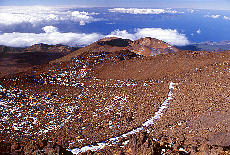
129, 37, 179, 56
0, 38, 229, 154
0, 44, 77, 77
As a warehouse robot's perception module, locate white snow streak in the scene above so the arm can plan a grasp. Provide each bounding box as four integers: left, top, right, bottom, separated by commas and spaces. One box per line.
0, 85, 4, 92
70, 82, 177, 154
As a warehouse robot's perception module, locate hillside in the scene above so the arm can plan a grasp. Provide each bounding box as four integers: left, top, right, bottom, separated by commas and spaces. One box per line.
0, 44, 78, 77
0, 37, 229, 154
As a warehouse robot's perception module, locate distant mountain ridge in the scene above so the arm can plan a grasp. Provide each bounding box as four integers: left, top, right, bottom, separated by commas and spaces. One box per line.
0, 45, 24, 54
25, 43, 78, 53
0, 43, 79, 77
176, 40, 230, 52
0, 43, 78, 54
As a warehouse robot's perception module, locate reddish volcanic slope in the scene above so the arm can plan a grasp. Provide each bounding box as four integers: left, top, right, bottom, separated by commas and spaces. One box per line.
129, 37, 180, 56
51, 37, 179, 64
0, 44, 78, 78
0, 37, 229, 154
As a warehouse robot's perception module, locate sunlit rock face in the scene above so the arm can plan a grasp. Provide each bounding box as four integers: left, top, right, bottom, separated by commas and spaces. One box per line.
94, 37, 180, 57
129, 37, 180, 56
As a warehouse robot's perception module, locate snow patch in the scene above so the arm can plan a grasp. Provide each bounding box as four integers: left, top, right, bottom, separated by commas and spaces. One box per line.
70, 82, 177, 154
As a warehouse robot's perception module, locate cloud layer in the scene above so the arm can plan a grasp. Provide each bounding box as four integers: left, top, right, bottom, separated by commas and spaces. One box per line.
0, 26, 189, 47
108, 8, 181, 14
0, 26, 103, 47
205, 14, 220, 19
0, 6, 100, 26
205, 14, 230, 21
108, 28, 189, 46
223, 16, 230, 20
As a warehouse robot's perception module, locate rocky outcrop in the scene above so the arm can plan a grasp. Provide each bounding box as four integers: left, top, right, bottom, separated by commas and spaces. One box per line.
129, 37, 180, 56
96, 37, 179, 57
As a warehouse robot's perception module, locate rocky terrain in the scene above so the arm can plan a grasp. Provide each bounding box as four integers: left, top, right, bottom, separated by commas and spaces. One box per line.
0, 37, 229, 154
130, 37, 179, 56
0, 44, 78, 78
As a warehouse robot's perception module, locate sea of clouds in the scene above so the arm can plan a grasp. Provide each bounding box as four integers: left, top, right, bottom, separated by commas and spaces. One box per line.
0, 26, 189, 47
204, 14, 230, 20
0, 6, 190, 47
108, 8, 182, 14
0, 6, 100, 26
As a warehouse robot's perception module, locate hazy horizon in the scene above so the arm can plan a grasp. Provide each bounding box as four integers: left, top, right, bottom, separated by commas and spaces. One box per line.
1, 0, 230, 10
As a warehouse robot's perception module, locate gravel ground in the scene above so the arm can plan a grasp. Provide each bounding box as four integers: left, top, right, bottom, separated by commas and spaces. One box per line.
0, 38, 229, 154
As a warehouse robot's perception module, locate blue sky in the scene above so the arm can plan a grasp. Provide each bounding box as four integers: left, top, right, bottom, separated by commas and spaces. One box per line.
0, 0, 230, 10
1, 0, 230, 46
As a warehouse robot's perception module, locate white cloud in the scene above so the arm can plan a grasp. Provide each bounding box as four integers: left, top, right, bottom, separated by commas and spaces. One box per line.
0, 26, 103, 47
0, 26, 189, 47
107, 28, 189, 46
108, 8, 181, 14
196, 29, 201, 34
188, 9, 195, 13
42, 26, 58, 33
108, 30, 137, 40
223, 16, 230, 20
0, 6, 100, 26
205, 14, 221, 19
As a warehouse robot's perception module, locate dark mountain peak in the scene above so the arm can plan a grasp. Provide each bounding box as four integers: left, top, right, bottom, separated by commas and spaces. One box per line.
97, 37, 132, 47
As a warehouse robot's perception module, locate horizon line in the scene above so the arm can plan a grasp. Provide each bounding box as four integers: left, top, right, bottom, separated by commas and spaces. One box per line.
0, 5, 230, 11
